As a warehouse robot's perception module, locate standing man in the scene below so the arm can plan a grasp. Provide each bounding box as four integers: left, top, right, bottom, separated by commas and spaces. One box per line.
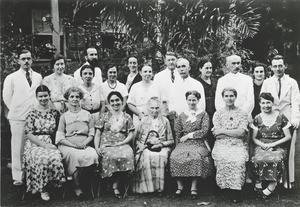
215, 55, 254, 116
125, 56, 142, 92
261, 55, 300, 186
74, 46, 103, 85
168, 58, 206, 115
3, 49, 42, 185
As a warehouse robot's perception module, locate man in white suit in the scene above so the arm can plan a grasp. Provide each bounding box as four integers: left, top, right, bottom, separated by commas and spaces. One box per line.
3, 49, 42, 185
261, 55, 300, 185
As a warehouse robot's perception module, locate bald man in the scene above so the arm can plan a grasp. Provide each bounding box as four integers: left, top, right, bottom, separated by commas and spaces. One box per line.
215, 55, 254, 116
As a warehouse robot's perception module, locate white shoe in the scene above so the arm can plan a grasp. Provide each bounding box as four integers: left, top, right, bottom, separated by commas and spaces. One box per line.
13, 180, 23, 186
32, 189, 38, 195
41, 192, 50, 201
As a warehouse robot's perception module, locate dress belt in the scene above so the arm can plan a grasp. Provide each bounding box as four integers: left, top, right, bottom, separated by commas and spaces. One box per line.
87, 108, 100, 114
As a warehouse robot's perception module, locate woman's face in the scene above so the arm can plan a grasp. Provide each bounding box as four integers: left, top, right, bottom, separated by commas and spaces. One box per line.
141, 66, 153, 82
81, 68, 94, 84
109, 95, 122, 111
148, 100, 160, 118
107, 67, 117, 82
53, 59, 65, 75
223, 90, 236, 107
259, 98, 273, 113
37, 91, 50, 107
200, 62, 213, 77
68, 91, 81, 107
253, 66, 265, 81
187, 94, 199, 110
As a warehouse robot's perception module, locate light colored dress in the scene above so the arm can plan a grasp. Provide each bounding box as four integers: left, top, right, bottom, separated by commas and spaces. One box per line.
43, 74, 75, 114
133, 116, 174, 193
212, 108, 249, 190
56, 109, 98, 175
170, 110, 213, 178
251, 114, 290, 182
95, 111, 134, 178
23, 108, 65, 192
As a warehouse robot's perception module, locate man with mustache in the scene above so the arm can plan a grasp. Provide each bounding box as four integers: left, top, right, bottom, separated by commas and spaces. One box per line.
74, 46, 103, 85
3, 49, 42, 185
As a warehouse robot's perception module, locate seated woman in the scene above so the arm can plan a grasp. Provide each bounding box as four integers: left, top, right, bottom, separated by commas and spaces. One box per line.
170, 90, 213, 198
56, 87, 98, 199
23, 85, 65, 201
133, 97, 174, 194
251, 92, 291, 198
211, 87, 249, 203
94, 91, 134, 199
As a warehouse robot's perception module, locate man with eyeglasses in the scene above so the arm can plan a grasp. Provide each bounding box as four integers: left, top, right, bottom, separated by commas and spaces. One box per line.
261, 55, 300, 187
3, 49, 42, 185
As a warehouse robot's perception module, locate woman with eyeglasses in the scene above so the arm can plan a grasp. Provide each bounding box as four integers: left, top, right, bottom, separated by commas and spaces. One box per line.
133, 97, 174, 194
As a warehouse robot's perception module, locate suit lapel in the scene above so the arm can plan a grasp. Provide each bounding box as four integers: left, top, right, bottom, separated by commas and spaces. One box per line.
279, 77, 291, 101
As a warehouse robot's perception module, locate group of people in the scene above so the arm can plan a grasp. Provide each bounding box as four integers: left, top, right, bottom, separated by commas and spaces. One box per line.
2, 47, 300, 203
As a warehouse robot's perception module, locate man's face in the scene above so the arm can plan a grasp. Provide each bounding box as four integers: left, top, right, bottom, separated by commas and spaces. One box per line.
165, 55, 177, 70
271, 59, 286, 78
176, 60, 190, 79
227, 56, 241, 74
18, 52, 33, 70
128, 57, 138, 73
107, 66, 117, 81
85, 48, 98, 66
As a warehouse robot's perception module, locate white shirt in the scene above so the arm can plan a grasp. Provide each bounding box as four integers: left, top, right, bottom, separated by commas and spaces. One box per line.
102, 80, 128, 103
3, 68, 42, 120
168, 76, 206, 115
74, 62, 103, 86
215, 72, 254, 115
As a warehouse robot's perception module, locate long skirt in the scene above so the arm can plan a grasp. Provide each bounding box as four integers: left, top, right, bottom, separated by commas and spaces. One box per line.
133, 148, 170, 193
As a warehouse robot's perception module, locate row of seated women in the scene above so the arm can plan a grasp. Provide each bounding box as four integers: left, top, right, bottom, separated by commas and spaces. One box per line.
23, 84, 291, 203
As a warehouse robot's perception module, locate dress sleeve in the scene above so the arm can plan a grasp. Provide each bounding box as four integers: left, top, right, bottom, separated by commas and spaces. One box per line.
55, 114, 66, 144
281, 114, 292, 130
127, 85, 137, 105
212, 110, 222, 129
126, 114, 135, 132
174, 115, 183, 144
165, 118, 174, 142
192, 112, 210, 139
238, 111, 249, 131
94, 113, 105, 130
24, 110, 35, 135
88, 113, 95, 137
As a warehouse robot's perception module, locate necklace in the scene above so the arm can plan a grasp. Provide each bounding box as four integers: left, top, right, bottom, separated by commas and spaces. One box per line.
108, 81, 117, 89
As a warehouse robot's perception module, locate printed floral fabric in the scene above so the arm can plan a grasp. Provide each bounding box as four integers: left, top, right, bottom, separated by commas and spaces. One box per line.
23, 108, 65, 192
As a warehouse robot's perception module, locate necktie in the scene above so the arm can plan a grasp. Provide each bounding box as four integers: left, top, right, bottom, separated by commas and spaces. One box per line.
171, 70, 175, 83
278, 78, 281, 98
26, 70, 32, 86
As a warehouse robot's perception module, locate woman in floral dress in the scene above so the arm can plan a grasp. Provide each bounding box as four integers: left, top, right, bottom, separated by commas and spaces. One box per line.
133, 97, 174, 194
23, 85, 65, 201
170, 90, 213, 198
251, 93, 291, 198
43, 54, 75, 114
211, 87, 249, 203
94, 91, 135, 199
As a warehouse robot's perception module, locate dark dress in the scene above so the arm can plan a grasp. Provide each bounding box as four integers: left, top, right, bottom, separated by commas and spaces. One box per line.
251, 82, 263, 119
251, 114, 290, 182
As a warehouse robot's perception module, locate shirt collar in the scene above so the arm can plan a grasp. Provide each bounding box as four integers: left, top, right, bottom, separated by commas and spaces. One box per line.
20, 68, 33, 74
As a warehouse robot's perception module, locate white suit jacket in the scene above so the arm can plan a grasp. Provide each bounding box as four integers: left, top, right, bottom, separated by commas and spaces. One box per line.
3, 68, 42, 120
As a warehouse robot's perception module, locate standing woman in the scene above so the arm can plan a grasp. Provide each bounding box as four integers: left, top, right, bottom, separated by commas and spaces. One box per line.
56, 87, 98, 198
170, 90, 213, 198
78, 64, 105, 122
94, 91, 134, 199
211, 88, 249, 203
23, 85, 65, 201
43, 54, 75, 114
198, 59, 217, 148
127, 65, 162, 126
251, 93, 291, 198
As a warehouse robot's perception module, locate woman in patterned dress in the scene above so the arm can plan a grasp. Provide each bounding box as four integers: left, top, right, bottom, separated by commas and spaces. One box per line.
170, 90, 213, 198
56, 87, 98, 199
211, 87, 249, 203
43, 54, 75, 114
133, 97, 174, 194
94, 91, 135, 199
23, 85, 65, 201
251, 93, 291, 198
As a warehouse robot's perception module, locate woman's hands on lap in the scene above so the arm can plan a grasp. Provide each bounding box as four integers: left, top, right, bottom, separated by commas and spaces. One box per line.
43, 143, 57, 150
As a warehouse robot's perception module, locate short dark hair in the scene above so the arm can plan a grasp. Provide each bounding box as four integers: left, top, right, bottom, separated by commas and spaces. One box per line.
221, 87, 237, 97
63, 87, 84, 100
80, 64, 95, 77
84, 46, 97, 56
185, 90, 201, 100
198, 58, 211, 69
50, 54, 65, 69
259, 92, 274, 103
107, 91, 123, 103
35, 85, 50, 96
272, 55, 285, 65
17, 49, 31, 59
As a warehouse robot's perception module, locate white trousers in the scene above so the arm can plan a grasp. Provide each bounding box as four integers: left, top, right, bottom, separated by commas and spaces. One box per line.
9, 120, 25, 181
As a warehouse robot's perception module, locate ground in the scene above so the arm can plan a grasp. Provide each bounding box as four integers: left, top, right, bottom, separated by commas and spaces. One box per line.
1, 162, 300, 207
